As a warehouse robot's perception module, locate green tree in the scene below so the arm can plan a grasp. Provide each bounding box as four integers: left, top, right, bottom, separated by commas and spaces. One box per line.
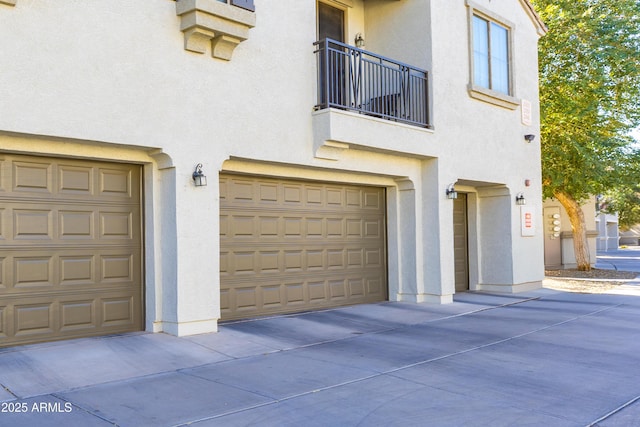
531, 0, 640, 270
603, 185, 640, 230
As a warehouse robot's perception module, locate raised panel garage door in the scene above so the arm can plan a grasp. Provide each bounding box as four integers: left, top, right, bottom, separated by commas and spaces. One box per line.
0, 154, 143, 347
220, 174, 387, 321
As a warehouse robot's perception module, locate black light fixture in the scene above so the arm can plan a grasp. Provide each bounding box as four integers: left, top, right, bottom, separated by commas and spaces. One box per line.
446, 183, 458, 200
515, 192, 526, 205
524, 134, 536, 143
192, 163, 207, 187
355, 33, 365, 48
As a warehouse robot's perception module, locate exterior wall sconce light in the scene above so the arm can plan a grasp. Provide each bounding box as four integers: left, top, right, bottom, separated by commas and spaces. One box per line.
355, 33, 365, 48
516, 192, 526, 205
192, 163, 207, 187
524, 134, 536, 143
446, 183, 458, 199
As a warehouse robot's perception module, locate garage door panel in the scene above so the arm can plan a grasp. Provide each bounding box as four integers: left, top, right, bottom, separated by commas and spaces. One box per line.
13, 161, 52, 194
101, 254, 135, 282
305, 186, 323, 204
326, 218, 343, 237
221, 174, 386, 320
60, 256, 96, 285
100, 211, 132, 237
235, 180, 256, 202
223, 246, 381, 277
348, 278, 365, 297
263, 284, 283, 307
327, 249, 344, 269
2, 292, 141, 344
0, 257, 5, 288
258, 250, 279, 272
14, 302, 54, 337
308, 281, 326, 302
232, 251, 256, 275
284, 185, 303, 205
13, 209, 53, 240
0, 156, 6, 192
60, 300, 96, 332
284, 282, 305, 305
14, 256, 53, 288
226, 215, 390, 240
0, 306, 6, 338
230, 215, 255, 238
101, 296, 136, 327
347, 249, 363, 267
258, 216, 279, 237
284, 250, 303, 271
4, 161, 138, 202
364, 220, 382, 238
99, 168, 134, 198
0, 208, 5, 239
258, 182, 278, 203
58, 165, 94, 196
3, 248, 139, 291
59, 210, 95, 239
233, 286, 258, 311
2, 204, 140, 244
365, 248, 383, 266
0, 154, 142, 347
329, 279, 347, 299
284, 217, 303, 237
326, 188, 343, 206
364, 190, 382, 209
58, 165, 93, 195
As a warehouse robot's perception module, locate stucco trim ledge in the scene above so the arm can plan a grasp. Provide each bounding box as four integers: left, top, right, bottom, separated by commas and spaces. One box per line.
176, 0, 256, 60
468, 84, 520, 110
312, 108, 435, 159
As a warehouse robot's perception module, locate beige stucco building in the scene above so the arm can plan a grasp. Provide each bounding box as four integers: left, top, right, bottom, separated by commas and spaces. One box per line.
0, 0, 546, 346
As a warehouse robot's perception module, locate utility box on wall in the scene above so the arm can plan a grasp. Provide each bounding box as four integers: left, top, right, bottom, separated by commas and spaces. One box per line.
542, 197, 597, 269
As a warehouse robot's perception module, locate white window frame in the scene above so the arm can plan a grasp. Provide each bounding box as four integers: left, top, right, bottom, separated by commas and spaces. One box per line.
466, 1, 519, 110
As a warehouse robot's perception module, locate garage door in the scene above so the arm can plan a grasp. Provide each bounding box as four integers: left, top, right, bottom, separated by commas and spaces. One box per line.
0, 154, 143, 347
220, 174, 387, 320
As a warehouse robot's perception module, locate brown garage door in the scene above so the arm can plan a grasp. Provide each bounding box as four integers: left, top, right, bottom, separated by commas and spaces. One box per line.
0, 154, 143, 347
220, 174, 387, 320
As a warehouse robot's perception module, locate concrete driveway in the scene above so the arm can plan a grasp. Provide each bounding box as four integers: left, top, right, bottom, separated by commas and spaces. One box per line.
1, 263, 639, 426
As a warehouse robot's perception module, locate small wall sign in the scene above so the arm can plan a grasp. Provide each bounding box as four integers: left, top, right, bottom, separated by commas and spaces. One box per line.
521, 206, 536, 237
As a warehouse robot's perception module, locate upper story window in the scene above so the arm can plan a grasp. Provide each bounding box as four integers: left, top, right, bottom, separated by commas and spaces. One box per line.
218, 0, 255, 12
466, 1, 518, 110
472, 16, 509, 94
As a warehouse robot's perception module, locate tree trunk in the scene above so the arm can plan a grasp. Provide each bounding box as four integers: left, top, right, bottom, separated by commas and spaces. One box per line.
553, 190, 591, 271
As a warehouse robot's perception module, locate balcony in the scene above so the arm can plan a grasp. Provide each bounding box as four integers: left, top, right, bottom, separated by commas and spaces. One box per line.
314, 39, 430, 129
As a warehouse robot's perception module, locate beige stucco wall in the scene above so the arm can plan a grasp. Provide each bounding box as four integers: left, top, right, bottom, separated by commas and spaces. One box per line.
0, 0, 545, 335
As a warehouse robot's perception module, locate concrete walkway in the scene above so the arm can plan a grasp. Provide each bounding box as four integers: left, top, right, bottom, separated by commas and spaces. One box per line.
597, 246, 640, 272
1, 269, 640, 425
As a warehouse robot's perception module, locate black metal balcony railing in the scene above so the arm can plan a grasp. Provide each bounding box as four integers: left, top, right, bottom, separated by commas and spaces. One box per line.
314, 38, 430, 128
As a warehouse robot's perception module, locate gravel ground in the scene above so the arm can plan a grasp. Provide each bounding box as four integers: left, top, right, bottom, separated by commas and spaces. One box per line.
544, 269, 639, 293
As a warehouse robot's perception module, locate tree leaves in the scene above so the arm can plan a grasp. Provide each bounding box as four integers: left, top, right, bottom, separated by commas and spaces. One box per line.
532, 0, 640, 203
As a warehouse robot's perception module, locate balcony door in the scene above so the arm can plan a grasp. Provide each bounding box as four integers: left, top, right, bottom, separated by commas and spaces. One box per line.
317, 2, 346, 108
318, 2, 344, 44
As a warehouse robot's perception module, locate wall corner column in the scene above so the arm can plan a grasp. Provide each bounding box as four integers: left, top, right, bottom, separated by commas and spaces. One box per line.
158, 164, 220, 336
418, 159, 455, 303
